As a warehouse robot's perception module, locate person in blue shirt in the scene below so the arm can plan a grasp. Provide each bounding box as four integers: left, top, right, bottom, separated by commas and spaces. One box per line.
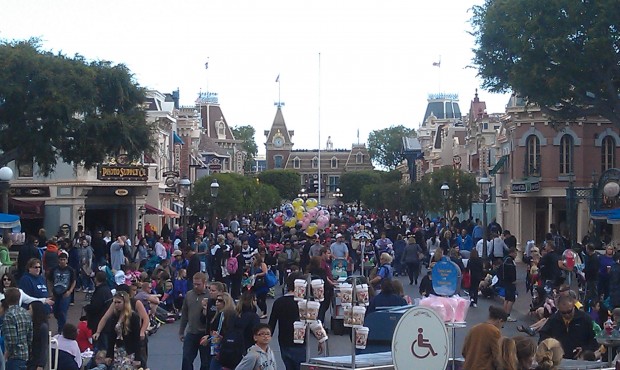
457, 229, 473, 259
472, 219, 483, 246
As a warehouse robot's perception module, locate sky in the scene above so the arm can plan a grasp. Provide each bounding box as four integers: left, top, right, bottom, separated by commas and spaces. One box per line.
0, 0, 509, 154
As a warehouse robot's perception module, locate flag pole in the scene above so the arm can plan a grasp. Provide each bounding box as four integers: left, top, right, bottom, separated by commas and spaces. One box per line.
318, 53, 322, 206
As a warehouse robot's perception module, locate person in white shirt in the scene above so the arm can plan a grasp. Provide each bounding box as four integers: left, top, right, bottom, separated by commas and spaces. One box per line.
154, 237, 167, 260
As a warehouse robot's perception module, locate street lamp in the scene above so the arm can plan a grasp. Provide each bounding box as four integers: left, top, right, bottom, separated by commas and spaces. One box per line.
566, 172, 576, 250
77, 206, 86, 221
179, 176, 192, 245
137, 205, 146, 234
441, 182, 450, 223
210, 179, 220, 234
479, 174, 491, 263
0, 167, 13, 214
298, 188, 308, 200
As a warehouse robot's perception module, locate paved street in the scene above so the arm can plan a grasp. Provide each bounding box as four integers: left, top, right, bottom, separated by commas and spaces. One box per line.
60, 261, 534, 369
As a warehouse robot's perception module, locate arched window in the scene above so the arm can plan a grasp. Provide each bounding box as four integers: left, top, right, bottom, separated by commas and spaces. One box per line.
274, 155, 283, 169
559, 134, 573, 175
293, 157, 301, 169
356, 152, 364, 163
526, 135, 541, 177
312, 157, 318, 169
602, 136, 616, 172
331, 157, 338, 169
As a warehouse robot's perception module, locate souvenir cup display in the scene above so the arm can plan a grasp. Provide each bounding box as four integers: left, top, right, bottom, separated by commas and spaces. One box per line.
307, 301, 320, 322
310, 321, 329, 343
343, 305, 354, 327
340, 283, 353, 305
355, 326, 369, 349
352, 306, 366, 327
293, 321, 307, 344
356, 284, 369, 306
311, 279, 325, 302
294, 279, 307, 301
297, 299, 308, 321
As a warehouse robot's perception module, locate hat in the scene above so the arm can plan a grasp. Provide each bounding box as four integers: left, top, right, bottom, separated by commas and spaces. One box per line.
336, 233, 343, 238
172, 250, 183, 257
114, 271, 126, 286
58, 250, 69, 258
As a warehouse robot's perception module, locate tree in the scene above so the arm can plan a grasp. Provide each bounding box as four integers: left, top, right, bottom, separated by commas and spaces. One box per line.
257, 169, 301, 200
419, 167, 479, 217
367, 125, 416, 169
0, 39, 155, 174
339, 170, 382, 206
471, 0, 620, 127
231, 125, 258, 173
189, 173, 280, 219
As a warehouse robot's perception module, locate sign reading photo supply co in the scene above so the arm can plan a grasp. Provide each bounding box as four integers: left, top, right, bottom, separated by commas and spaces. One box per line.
97, 165, 149, 181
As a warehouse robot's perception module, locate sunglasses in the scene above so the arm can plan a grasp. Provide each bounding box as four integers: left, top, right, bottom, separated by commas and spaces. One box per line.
560, 309, 574, 316
32, 266, 41, 269
216, 298, 224, 303
2, 278, 10, 281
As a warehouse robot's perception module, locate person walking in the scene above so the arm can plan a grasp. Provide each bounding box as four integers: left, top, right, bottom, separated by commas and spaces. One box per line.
47, 250, 76, 333
179, 272, 210, 370
3, 287, 33, 370
499, 248, 518, 321
467, 249, 484, 308
401, 236, 422, 285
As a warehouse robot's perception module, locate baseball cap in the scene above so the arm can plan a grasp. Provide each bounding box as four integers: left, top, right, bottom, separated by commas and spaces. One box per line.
115, 271, 126, 286
172, 250, 183, 257
336, 233, 343, 238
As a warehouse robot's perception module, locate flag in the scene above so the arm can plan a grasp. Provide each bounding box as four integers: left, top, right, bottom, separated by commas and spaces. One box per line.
432, 61, 441, 67
275, 74, 280, 83
205, 61, 209, 70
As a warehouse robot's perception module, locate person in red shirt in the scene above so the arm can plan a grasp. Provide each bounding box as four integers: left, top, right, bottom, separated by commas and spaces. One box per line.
77, 319, 93, 352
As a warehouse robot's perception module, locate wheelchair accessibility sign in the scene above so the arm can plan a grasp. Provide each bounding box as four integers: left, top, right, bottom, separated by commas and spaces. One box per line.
392, 306, 449, 369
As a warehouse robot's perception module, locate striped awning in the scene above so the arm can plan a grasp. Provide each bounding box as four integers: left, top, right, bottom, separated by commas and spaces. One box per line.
162, 206, 180, 218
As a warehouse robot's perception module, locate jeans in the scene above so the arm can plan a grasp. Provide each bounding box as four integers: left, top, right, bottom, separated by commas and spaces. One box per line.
53, 294, 71, 333
6, 359, 25, 370
182, 332, 210, 370
406, 262, 420, 284
280, 345, 306, 370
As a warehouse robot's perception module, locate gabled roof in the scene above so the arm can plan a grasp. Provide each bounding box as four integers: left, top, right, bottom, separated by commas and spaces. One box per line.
201, 105, 236, 141
265, 107, 294, 142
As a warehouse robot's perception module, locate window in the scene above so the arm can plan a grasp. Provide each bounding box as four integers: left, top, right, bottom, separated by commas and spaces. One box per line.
602, 136, 615, 172
17, 158, 33, 178
526, 135, 541, 176
274, 155, 283, 169
559, 134, 573, 175
328, 176, 339, 192
293, 157, 301, 169
356, 152, 364, 163
217, 121, 226, 138
331, 157, 338, 169
483, 122, 489, 130
312, 157, 318, 169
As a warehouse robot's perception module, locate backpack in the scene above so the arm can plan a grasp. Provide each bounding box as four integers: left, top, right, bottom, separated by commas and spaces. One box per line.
227, 254, 239, 274
218, 327, 245, 368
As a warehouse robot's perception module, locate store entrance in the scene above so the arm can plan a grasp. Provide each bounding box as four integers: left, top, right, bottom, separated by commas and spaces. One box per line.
84, 206, 131, 237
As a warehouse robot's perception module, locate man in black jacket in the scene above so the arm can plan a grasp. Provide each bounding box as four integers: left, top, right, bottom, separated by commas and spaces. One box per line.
583, 243, 599, 307
539, 293, 598, 359
17, 236, 40, 280
499, 248, 518, 321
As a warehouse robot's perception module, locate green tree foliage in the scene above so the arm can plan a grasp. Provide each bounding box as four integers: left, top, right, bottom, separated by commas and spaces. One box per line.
189, 173, 280, 219
358, 182, 423, 214
257, 169, 300, 200
339, 170, 382, 206
231, 125, 258, 173
471, 0, 620, 127
419, 167, 479, 217
367, 125, 416, 169
0, 39, 155, 174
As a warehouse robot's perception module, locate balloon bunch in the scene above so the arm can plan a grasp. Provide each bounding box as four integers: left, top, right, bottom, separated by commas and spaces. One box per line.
272, 198, 331, 236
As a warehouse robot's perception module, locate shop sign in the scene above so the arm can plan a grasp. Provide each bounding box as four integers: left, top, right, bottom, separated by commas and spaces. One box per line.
511, 179, 541, 193
114, 189, 129, 196
431, 257, 461, 296
10, 187, 50, 197
98, 165, 148, 181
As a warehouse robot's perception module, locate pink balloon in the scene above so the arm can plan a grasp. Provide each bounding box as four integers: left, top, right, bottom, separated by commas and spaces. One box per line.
301, 218, 311, 230
308, 207, 318, 218
317, 215, 329, 229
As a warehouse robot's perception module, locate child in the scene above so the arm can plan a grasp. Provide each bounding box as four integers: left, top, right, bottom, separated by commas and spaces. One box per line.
77, 319, 93, 352
173, 269, 188, 312
235, 323, 276, 370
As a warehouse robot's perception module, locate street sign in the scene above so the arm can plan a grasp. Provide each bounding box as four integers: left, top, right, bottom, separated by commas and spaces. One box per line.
392, 306, 449, 370
164, 188, 178, 193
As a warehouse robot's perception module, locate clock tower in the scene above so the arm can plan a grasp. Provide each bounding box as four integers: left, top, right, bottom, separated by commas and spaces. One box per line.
264, 106, 294, 170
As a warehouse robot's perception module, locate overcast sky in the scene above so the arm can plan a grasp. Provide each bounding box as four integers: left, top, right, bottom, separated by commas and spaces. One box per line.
1, 0, 509, 154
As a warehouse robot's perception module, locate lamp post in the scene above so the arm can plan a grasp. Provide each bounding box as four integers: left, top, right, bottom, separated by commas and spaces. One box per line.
210, 179, 220, 235
333, 187, 343, 206
138, 205, 146, 233
179, 176, 192, 245
0, 167, 13, 214
566, 172, 576, 250
441, 182, 450, 224
479, 174, 491, 263
298, 188, 308, 200
77, 205, 86, 223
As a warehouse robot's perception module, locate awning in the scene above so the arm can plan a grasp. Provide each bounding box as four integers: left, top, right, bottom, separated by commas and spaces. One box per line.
173, 131, 185, 145
489, 155, 509, 175
591, 209, 620, 224
144, 204, 164, 215
9, 198, 44, 219
162, 206, 180, 218
0, 213, 20, 230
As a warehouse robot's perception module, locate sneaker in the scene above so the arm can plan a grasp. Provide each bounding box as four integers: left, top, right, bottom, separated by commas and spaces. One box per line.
507, 316, 517, 322
75, 287, 81, 292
